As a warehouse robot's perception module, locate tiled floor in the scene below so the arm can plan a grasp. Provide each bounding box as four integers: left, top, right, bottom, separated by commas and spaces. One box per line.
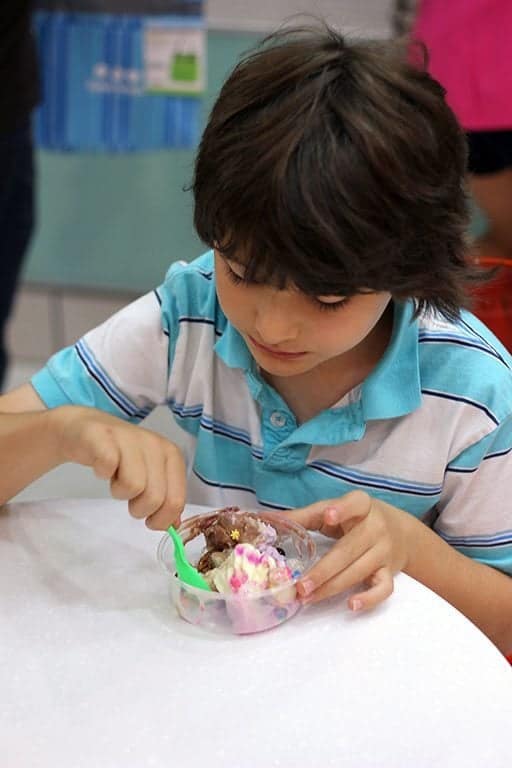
5, 359, 184, 503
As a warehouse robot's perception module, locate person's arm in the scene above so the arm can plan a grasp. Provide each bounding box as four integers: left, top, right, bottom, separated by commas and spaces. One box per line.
0, 272, 191, 520
0, 384, 54, 496
0, 382, 46, 412
0, 409, 60, 501
404, 512, 512, 654
0, 401, 186, 529
288, 494, 512, 654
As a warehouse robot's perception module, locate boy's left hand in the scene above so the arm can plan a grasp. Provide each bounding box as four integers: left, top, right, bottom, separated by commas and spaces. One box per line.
285, 491, 417, 611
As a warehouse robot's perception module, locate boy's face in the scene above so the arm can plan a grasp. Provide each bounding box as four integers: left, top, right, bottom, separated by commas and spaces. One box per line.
214, 251, 392, 379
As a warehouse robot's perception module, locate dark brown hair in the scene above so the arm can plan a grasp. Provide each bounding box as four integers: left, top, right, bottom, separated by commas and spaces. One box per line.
193, 23, 477, 319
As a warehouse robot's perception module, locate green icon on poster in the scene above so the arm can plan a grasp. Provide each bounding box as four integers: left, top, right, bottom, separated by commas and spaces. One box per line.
171, 53, 198, 82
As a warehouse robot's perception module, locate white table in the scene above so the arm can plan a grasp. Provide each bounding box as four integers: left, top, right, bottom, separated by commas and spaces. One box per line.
1, 499, 511, 768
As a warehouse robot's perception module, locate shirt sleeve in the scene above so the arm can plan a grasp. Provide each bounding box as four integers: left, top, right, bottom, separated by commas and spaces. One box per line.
434, 416, 512, 575
31, 291, 170, 423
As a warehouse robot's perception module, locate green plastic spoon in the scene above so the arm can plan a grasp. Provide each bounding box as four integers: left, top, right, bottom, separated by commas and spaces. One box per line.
167, 526, 211, 591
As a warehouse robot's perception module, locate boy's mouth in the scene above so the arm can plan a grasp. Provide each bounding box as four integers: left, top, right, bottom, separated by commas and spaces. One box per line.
248, 336, 307, 359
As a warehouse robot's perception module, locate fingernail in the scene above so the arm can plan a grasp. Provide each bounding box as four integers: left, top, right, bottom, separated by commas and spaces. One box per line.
324, 506, 338, 522
298, 579, 315, 597
350, 598, 363, 611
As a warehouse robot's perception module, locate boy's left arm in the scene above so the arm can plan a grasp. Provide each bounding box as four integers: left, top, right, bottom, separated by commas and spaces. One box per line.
287, 419, 512, 655
405, 510, 512, 654
289, 494, 512, 654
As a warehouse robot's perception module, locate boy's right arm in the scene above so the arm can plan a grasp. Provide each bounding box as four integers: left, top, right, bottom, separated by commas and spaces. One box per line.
0, 267, 196, 523
0, 382, 46, 412
0, 386, 186, 529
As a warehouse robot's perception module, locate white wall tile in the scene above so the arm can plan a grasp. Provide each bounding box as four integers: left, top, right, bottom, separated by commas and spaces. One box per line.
6, 287, 56, 362
207, 0, 393, 36
61, 291, 137, 347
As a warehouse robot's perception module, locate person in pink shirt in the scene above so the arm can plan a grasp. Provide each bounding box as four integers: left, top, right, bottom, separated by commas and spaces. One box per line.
408, 0, 512, 255
400, 0, 512, 346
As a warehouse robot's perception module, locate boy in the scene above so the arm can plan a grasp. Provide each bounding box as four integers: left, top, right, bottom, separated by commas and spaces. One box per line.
1, 25, 511, 654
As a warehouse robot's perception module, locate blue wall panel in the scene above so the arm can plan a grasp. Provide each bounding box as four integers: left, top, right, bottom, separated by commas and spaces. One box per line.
24, 30, 259, 292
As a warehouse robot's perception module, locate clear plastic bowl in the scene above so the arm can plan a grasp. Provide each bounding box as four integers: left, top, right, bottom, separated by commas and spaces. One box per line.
157, 509, 316, 634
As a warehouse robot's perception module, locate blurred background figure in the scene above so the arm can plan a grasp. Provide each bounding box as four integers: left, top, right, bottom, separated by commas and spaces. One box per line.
0, 1, 39, 390
394, 0, 512, 348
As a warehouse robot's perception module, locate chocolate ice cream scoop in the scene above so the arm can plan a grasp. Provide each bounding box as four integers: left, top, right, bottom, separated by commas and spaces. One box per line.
189, 507, 280, 576
196, 548, 229, 575
203, 508, 263, 551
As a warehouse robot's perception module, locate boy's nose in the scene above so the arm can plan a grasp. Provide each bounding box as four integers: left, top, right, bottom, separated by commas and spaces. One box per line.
253, 290, 300, 345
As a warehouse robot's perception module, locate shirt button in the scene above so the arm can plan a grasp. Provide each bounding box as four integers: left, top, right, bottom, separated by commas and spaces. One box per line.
270, 411, 287, 428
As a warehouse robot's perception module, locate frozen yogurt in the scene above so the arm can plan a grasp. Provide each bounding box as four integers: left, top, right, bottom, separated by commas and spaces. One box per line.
190, 507, 302, 597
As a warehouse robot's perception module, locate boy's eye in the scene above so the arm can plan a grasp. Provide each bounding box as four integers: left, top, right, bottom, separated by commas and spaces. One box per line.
224, 259, 246, 284
228, 262, 245, 278
314, 296, 349, 311
222, 258, 349, 311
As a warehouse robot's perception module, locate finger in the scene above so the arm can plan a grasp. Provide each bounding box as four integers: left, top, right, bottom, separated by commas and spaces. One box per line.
299, 546, 383, 605
86, 429, 121, 480
110, 439, 147, 506
348, 567, 394, 612
284, 498, 340, 532
145, 447, 186, 531
144, 469, 185, 531
296, 525, 372, 599
128, 446, 168, 521
286, 490, 373, 537
92, 444, 120, 480
70, 422, 120, 479
323, 490, 372, 533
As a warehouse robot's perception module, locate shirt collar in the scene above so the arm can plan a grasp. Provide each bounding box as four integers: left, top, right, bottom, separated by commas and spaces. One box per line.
360, 300, 421, 420
214, 320, 255, 372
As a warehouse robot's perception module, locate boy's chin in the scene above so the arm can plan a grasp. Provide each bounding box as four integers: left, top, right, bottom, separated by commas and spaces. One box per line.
255, 354, 317, 378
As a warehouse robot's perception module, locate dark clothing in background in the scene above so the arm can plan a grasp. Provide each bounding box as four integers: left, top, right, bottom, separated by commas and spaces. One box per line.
0, 121, 35, 385
467, 130, 512, 175
0, 2, 39, 388
0, 3, 39, 132
393, 1, 512, 178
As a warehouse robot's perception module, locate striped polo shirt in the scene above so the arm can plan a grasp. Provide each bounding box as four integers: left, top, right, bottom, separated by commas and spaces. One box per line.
32, 251, 512, 575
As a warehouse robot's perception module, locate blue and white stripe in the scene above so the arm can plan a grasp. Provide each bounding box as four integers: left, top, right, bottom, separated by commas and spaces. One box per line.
75, 339, 152, 420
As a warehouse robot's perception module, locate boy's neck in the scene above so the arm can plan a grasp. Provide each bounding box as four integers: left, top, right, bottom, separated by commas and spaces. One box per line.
262, 303, 394, 424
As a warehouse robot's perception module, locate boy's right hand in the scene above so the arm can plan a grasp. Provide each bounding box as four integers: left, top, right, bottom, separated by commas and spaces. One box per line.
51, 405, 186, 530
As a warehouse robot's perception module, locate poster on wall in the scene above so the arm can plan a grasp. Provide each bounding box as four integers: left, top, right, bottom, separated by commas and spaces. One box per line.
34, 1, 205, 151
